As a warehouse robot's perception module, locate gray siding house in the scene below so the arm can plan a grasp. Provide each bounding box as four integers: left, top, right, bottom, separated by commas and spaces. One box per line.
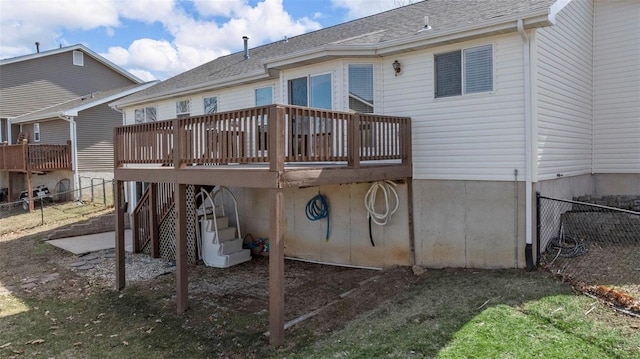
0, 44, 154, 205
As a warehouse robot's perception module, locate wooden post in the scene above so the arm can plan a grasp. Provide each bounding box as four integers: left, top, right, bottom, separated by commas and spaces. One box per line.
7, 171, 13, 202
402, 118, 412, 166
175, 183, 188, 313
268, 106, 285, 173
115, 180, 126, 290
149, 183, 160, 258
26, 170, 34, 212
348, 114, 361, 168
269, 188, 285, 346
173, 119, 184, 169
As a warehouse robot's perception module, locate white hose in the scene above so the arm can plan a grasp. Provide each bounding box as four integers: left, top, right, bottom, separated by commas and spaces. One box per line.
364, 180, 399, 226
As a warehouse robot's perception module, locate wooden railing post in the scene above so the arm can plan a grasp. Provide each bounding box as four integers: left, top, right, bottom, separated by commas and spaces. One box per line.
402, 118, 412, 166
268, 105, 285, 173
348, 113, 361, 168
173, 119, 183, 168
132, 207, 140, 253
149, 183, 159, 258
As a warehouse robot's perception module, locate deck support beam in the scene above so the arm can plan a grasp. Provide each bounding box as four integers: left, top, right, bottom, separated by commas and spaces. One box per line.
175, 183, 189, 313
115, 180, 126, 290
268, 188, 285, 347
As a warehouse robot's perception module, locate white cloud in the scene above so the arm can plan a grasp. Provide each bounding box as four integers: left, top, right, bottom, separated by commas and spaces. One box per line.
0, 0, 119, 57
331, 0, 409, 20
0, 0, 322, 80
108, 0, 321, 79
127, 69, 157, 82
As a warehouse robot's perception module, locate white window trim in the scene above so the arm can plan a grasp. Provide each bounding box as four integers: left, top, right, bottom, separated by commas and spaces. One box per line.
288, 72, 333, 109
73, 51, 84, 66
203, 95, 219, 114
347, 63, 375, 113
434, 43, 495, 99
33, 123, 40, 142
176, 99, 191, 118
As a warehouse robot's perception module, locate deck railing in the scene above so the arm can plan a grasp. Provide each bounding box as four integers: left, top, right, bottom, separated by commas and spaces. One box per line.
114, 105, 411, 169
0, 141, 72, 172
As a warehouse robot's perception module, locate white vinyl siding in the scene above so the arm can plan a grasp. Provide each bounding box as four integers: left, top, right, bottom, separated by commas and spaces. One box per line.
383, 35, 526, 181
593, 0, 640, 173
536, 0, 594, 180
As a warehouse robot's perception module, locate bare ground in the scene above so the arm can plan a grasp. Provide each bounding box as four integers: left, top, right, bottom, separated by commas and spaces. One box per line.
0, 222, 421, 353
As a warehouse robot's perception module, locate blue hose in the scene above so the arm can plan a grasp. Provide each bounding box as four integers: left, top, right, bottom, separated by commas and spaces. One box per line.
306, 194, 330, 241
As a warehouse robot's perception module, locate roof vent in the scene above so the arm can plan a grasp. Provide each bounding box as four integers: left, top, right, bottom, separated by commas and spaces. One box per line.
35, 42, 40, 53
243, 36, 249, 60
283, 36, 288, 43
418, 16, 432, 32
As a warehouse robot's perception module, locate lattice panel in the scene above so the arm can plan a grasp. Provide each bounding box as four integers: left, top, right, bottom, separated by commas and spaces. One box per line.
158, 185, 197, 264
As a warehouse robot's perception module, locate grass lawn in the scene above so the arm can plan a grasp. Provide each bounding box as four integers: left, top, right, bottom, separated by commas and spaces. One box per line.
283, 270, 640, 359
0, 208, 638, 358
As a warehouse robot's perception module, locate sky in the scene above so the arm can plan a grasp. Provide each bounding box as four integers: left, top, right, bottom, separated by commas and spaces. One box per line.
0, 0, 410, 81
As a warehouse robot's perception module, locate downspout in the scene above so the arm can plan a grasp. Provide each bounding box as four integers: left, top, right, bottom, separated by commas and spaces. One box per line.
6, 118, 12, 144
518, 19, 535, 271
59, 115, 80, 201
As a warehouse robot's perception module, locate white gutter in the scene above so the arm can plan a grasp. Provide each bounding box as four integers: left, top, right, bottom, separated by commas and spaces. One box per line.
58, 115, 80, 201
115, 9, 555, 109
7, 118, 11, 144
518, 19, 535, 270
112, 71, 271, 108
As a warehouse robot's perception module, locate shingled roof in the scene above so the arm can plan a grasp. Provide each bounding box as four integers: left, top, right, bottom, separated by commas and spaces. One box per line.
114, 0, 558, 107
11, 82, 158, 123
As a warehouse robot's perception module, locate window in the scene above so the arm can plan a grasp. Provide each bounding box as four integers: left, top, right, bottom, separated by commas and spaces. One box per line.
288, 73, 332, 109
33, 123, 40, 142
176, 100, 191, 118
204, 96, 218, 114
73, 50, 84, 66
134, 107, 157, 123
255, 86, 273, 106
435, 44, 493, 98
348, 64, 374, 113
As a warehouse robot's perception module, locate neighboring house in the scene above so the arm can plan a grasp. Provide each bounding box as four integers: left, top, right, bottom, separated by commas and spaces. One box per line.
0, 44, 154, 206
110, 0, 639, 345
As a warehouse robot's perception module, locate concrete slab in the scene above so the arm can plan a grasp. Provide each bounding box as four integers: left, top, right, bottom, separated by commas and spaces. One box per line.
47, 229, 133, 255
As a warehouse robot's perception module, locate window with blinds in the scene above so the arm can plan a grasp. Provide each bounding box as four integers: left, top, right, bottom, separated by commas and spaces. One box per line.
348, 64, 374, 113
435, 44, 493, 98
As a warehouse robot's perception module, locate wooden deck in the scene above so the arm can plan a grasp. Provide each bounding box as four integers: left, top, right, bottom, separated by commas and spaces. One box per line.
1, 141, 72, 172
114, 105, 412, 187
113, 104, 412, 346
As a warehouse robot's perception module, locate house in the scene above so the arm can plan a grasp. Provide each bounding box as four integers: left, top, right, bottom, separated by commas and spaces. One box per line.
0, 44, 156, 208
110, 0, 639, 345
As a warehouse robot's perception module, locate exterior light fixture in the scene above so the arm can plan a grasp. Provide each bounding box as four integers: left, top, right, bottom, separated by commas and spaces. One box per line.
392, 60, 401, 76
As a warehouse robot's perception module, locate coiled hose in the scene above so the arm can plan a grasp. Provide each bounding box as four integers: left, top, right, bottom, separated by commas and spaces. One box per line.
306, 193, 330, 241
546, 226, 587, 259
364, 181, 399, 246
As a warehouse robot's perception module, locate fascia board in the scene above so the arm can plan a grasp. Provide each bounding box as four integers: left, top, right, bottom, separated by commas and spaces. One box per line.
112, 71, 271, 109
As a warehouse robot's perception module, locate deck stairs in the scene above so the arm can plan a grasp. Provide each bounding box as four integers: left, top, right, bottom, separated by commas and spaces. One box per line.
196, 186, 251, 268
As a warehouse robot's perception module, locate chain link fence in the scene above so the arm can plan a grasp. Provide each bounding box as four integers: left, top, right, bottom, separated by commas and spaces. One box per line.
0, 179, 115, 234
538, 194, 640, 314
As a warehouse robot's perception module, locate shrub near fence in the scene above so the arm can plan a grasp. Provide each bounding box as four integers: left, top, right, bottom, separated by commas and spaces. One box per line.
538, 194, 640, 314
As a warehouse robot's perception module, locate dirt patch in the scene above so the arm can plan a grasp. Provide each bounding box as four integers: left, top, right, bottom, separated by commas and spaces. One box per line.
0, 226, 422, 346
